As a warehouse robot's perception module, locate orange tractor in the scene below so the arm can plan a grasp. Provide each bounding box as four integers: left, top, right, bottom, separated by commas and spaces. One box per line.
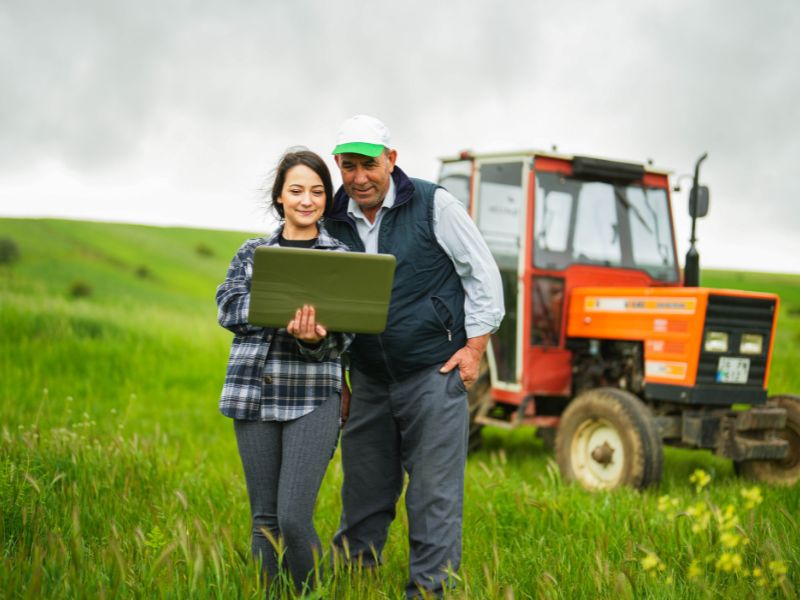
437, 150, 799, 490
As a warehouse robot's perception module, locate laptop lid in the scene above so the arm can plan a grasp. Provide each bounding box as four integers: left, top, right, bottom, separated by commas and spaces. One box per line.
248, 246, 396, 334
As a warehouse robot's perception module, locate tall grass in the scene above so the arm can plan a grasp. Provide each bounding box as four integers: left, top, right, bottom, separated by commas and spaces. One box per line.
1, 218, 798, 598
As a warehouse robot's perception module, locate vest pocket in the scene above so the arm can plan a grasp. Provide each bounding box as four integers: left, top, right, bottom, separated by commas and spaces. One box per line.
430, 296, 455, 340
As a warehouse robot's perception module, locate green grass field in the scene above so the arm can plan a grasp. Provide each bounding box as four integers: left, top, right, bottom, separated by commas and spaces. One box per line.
1, 217, 798, 599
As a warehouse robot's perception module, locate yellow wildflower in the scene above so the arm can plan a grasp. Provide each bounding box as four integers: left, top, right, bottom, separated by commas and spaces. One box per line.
686, 501, 711, 533
657, 494, 681, 519
657, 494, 679, 512
720, 531, 742, 549
689, 468, 711, 492
642, 552, 666, 572
768, 560, 788, 576
691, 522, 704, 534
687, 559, 702, 580
740, 486, 763, 510
752, 567, 769, 587
715, 552, 743, 573
717, 504, 740, 531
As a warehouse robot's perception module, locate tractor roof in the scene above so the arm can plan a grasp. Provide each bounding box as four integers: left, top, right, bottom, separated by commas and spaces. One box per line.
438, 149, 672, 177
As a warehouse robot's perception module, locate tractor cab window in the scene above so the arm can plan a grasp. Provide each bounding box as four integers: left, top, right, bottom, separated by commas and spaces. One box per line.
536, 189, 572, 253
438, 160, 472, 210
533, 171, 679, 282
626, 187, 677, 280
572, 182, 622, 265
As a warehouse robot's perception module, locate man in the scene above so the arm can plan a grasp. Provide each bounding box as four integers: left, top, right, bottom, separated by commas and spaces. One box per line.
325, 114, 504, 598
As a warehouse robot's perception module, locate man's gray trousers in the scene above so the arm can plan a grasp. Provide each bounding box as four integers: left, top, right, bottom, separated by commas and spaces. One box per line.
333, 364, 468, 598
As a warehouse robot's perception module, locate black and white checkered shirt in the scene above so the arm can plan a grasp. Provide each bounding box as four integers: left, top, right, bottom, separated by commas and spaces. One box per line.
216, 226, 353, 421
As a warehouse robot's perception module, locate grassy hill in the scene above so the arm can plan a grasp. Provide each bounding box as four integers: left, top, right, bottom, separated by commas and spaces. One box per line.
1, 217, 798, 598
0, 218, 257, 433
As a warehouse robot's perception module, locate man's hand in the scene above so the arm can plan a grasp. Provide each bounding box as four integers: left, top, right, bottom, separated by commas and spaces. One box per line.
439, 333, 490, 389
286, 305, 327, 344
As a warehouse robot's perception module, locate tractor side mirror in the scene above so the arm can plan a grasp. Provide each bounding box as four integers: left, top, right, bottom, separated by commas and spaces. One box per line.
689, 185, 709, 218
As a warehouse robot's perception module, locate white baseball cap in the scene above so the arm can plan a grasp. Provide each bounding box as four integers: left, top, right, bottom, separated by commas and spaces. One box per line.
332, 114, 392, 157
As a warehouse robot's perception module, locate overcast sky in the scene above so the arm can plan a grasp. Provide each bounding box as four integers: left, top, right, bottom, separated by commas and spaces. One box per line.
1, 0, 798, 273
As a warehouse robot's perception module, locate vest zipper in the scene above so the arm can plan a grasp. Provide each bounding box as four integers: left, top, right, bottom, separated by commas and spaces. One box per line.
431, 296, 456, 343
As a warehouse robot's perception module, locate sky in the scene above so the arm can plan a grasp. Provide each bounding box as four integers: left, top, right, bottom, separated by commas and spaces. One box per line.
1, 0, 799, 273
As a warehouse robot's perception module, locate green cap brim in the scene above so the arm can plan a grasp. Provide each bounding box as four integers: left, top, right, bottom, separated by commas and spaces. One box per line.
332, 142, 384, 157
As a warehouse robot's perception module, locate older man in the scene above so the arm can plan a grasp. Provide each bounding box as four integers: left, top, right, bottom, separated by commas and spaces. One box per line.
325, 115, 504, 598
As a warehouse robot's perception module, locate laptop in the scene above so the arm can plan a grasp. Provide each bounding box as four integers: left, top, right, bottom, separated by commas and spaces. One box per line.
248, 246, 396, 334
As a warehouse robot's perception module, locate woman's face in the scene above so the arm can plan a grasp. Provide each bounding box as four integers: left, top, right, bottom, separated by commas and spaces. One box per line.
278, 164, 326, 239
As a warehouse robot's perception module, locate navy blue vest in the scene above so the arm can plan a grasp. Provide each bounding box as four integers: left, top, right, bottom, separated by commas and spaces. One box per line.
324, 167, 467, 381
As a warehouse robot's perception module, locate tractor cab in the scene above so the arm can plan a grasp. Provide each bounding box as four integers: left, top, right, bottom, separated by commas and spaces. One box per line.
438, 150, 797, 490
440, 151, 679, 400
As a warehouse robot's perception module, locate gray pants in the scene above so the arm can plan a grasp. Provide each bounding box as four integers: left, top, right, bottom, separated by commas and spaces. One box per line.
234, 394, 340, 591
333, 365, 468, 598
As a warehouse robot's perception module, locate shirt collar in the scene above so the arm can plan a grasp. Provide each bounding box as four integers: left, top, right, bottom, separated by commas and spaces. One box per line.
267, 223, 344, 250
346, 177, 396, 221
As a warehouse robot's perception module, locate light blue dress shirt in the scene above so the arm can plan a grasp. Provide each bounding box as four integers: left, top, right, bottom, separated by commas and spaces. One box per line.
346, 178, 505, 339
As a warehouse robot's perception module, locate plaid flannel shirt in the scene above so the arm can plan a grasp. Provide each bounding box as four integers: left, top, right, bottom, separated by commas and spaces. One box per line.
216, 225, 353, 421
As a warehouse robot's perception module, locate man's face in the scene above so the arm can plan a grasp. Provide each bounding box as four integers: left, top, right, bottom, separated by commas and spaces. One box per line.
336, 150, 397, 210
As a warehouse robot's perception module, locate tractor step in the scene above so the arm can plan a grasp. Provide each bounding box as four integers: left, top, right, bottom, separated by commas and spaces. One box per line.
475, 394, 534, 430
475, 415, 519, 429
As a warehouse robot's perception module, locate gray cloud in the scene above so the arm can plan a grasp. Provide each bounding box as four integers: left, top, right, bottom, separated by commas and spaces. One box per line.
1, 0, 798, 270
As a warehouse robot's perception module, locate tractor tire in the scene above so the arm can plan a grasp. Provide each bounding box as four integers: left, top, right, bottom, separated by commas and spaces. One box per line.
555, 387, 663, 490
736, 395, 800, 486
467, 356, 492, 452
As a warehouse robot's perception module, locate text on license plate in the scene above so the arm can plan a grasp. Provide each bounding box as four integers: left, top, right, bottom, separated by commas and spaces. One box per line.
716, 357, 750, 384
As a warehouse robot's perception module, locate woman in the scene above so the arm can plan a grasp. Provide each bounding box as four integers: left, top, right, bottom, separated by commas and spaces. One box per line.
216, 148, 351, 592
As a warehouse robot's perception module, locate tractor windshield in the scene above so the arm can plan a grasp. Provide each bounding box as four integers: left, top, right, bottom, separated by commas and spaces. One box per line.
534, 171, 679, 282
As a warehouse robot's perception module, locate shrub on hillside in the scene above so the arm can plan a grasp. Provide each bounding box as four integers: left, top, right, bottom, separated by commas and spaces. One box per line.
135, 265, 151, 279
195, 243, 214, 258
69, 280, 93, 298
0, 237, 20, 266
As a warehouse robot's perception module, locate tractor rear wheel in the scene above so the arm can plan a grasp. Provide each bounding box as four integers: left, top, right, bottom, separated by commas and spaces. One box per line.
467, 356, 492, 452
555, 387, 663, 490
736, 395, 800, 486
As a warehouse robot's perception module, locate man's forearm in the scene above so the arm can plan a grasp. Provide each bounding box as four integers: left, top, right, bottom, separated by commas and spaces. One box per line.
465, 333, 491, 357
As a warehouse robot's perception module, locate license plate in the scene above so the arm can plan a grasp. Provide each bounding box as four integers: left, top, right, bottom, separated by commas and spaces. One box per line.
716, 357, 750, 384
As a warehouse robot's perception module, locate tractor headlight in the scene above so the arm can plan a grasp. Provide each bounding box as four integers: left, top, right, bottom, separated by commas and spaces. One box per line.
740, 333, 764, 355
704, 331, 729, 353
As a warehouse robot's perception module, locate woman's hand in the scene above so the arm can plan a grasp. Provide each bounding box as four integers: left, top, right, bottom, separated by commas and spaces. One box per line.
286, 304, 327, 345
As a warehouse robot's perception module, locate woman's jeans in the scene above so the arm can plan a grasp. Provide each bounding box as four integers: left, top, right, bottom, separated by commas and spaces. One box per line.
234, 394, 340, 591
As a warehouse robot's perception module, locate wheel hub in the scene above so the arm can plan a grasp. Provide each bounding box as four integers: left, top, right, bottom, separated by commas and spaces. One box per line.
571, 418, 625, 489
591, 441, 615, 465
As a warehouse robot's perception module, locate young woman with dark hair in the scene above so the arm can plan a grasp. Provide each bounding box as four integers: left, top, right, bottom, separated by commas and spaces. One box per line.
216, 148, 351, 593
